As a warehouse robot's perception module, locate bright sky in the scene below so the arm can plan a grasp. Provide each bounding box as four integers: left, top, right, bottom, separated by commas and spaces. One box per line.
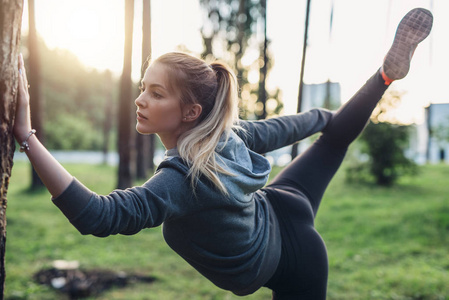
21, 0, 448, 124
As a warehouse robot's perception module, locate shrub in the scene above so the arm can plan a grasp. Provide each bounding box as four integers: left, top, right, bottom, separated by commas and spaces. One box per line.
347, 122, 417, 186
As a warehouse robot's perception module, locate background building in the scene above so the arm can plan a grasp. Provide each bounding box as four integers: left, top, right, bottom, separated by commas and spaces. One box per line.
423, 103, 449, 164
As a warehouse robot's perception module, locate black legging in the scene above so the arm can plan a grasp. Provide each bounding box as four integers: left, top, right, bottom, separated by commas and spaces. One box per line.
262, 71, 389, 299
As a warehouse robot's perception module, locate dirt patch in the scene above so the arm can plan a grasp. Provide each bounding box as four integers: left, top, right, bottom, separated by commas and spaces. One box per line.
34, 267, 156, 299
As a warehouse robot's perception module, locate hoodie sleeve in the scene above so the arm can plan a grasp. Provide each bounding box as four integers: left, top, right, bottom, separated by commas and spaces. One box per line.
236, 108, 333, 154
52, 168, 181, 237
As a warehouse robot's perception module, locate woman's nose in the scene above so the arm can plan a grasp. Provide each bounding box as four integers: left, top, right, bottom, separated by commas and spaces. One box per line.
135, 94, 144, 107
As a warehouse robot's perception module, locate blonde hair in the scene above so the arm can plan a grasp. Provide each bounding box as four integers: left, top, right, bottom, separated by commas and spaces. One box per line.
153, 52, 240, 194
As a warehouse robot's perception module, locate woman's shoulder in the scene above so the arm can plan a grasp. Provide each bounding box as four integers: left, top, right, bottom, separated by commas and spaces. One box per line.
155, 155, 190, 175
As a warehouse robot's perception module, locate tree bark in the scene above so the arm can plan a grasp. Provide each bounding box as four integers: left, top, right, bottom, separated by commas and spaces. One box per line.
0, 0, 24, 297
27, 0, 44, 189
117, 0, 135, 189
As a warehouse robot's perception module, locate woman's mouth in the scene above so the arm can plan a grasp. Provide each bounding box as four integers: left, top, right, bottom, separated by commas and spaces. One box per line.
137, 112, 148, 121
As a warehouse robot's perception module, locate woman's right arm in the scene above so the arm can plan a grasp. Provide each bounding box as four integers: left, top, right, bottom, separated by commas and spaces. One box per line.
14, 54, 73, 198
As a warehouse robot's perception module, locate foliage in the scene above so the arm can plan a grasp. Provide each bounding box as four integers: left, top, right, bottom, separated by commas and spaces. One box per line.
44, 114, 103, 150
23, 35, 119, 150
6, 161, 449, 299
346, 89, 417, 186
347, 122, 418, 186
199, 0, 283, 120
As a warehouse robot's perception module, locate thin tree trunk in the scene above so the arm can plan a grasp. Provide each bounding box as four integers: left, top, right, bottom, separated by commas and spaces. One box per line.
27, 0, 44, 189
102, 70, 113, 165
324, 79, 331, 109
117, 0, 135, 189
135, 0, 154, 179
235, 0, 245, 89
257, 0, 267, 120
291, 0, 311, 159
117, 0, 134, 189
324, 0, 334, 110
143, 0, 155, 174
0, 0, 24, 297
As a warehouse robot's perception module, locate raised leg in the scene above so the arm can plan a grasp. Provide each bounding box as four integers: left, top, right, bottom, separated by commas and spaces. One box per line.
267, 7, 433, 216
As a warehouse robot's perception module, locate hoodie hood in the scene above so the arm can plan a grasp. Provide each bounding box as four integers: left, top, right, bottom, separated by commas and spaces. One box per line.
165, 130, 271, 202
215, 130, 271, 202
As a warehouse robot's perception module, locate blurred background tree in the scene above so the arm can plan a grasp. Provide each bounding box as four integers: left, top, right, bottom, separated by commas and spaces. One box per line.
135, 0, 155, 180
27, 0, 44, 189
117, 0, 135, 189
346, 90, 418, 186
22, 35, 118, 152
200, 0, 283, 120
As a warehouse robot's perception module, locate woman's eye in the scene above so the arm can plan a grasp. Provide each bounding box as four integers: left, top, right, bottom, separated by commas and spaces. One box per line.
152, 92, 162, 99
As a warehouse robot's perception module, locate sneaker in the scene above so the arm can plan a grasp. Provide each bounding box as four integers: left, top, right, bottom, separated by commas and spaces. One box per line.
381, 8, 433, 85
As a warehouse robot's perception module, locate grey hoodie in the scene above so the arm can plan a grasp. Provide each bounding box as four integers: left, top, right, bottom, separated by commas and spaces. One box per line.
52, 108, 332, 296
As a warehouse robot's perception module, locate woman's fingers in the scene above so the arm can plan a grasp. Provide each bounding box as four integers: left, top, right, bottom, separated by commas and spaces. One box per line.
14, 54, 32, 141
18, 53, 29, 92
17, 54, 29, 102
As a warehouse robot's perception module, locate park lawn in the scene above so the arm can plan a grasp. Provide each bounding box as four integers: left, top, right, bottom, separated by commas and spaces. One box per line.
4, 161, 449, 299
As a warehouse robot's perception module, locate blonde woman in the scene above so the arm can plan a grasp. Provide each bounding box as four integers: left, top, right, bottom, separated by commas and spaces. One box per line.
14, 8, 432, 299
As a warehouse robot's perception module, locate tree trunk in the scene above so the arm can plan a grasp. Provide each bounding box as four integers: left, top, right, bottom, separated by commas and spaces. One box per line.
257, 0, 267, 120
135, 0, 154, 179
235, 0, 245, 88
117, 0, 135, 189
102, 70, 113, 165
0, 0, 24, 297
291, 0, 311, 159
27, 0, 44, 189
144, 0, 155, 175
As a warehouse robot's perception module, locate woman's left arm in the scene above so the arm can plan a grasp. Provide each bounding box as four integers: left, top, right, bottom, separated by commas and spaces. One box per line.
236, 108, 333, 154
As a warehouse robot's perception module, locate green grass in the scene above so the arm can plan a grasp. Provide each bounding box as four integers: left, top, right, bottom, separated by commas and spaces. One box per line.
4, 161, 449, 299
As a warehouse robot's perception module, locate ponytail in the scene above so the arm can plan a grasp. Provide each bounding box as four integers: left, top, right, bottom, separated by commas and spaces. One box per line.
155, 53, 240, 195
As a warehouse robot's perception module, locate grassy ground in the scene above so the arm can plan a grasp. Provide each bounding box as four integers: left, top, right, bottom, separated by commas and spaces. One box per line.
4, 161, 449, 299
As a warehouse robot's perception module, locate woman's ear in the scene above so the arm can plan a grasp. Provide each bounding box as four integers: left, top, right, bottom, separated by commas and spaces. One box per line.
183, 104, 202, 122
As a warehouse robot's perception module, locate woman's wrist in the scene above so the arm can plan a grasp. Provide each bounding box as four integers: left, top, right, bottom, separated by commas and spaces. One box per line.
14, 126, 33, 143
18, 129, 37, 152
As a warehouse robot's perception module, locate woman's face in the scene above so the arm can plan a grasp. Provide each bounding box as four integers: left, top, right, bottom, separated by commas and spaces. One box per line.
135, 63, 184, 149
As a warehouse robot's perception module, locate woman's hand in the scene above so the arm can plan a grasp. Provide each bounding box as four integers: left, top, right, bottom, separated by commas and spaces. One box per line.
14, 53, 33, 143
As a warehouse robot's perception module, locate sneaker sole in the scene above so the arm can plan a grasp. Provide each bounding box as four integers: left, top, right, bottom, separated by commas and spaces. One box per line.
383, 8, 433, 80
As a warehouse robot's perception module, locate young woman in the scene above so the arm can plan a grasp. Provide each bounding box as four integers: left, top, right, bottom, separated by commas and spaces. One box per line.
14, 8, 432, 299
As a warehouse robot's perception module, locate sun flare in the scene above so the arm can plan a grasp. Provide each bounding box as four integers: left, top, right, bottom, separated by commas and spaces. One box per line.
67, 8, 100, 40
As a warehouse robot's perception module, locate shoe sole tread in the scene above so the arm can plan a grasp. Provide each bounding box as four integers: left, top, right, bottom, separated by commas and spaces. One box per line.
383, 8, 433, 80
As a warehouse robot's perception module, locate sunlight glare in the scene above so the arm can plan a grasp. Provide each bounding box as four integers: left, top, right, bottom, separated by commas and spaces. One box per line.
27, 0, 125, 73
68, 8, 100, 40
